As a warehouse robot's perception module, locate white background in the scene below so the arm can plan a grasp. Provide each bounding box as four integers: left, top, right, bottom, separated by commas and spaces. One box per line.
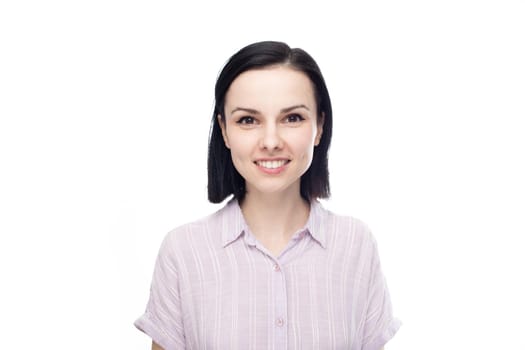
1, 0, 524, 349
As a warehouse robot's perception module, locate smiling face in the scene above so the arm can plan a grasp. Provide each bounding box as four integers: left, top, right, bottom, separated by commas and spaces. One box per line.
219, 65, 323, 199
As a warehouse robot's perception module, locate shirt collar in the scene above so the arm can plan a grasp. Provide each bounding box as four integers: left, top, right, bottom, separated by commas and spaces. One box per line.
304, 199, 327, 248
220, 199, 249, 248
220, 198, 327, 249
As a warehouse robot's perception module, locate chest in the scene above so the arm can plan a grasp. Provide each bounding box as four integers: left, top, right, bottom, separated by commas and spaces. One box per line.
177, 245, 370, 349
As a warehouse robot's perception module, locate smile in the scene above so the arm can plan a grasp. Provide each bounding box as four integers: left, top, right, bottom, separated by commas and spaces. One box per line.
255, 159, 290, 169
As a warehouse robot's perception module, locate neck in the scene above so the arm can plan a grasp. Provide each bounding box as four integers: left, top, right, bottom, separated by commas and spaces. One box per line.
239, 186, 310, 243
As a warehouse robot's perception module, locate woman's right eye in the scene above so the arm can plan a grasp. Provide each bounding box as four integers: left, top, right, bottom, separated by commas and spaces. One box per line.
237, 116, 256, 125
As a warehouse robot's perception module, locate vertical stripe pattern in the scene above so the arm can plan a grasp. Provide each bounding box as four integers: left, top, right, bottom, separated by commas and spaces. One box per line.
135, 199, 401, 350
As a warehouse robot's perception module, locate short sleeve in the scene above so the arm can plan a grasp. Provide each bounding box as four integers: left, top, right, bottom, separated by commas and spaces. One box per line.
134, 233, 186, 350
361, 238, 401, 350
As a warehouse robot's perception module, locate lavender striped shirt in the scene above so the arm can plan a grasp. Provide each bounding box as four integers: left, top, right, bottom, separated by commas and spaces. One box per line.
135, 199, 400, 349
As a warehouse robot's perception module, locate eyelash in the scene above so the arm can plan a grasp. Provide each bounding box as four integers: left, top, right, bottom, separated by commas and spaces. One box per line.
235, 114, 305, 125
284, 113, 305, 123
236, 116, 256, 125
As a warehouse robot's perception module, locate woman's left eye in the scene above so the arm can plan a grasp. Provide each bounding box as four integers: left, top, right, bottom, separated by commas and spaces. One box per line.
285, 114, 305, 123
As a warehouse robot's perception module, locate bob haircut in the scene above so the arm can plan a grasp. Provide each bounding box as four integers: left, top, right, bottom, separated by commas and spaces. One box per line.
207, 41, 333, 203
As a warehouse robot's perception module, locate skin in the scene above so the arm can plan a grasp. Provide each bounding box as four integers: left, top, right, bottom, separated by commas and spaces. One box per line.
218, 65, 323, 256
151, 66, 385, 350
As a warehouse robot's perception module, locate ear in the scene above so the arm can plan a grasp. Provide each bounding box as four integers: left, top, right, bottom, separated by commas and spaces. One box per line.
314, 112, 325, 146
218, 114, 231, 149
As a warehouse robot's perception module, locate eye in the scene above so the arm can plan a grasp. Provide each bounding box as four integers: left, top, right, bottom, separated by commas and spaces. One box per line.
236, 116, 257, 125
284, 113, 305, 123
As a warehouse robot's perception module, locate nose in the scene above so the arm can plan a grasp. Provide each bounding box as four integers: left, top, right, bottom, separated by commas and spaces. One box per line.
259, 124, 283, 151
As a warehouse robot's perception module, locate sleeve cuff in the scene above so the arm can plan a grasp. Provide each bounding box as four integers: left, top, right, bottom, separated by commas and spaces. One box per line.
134, 312, 179, 350
364, 317, 402, 350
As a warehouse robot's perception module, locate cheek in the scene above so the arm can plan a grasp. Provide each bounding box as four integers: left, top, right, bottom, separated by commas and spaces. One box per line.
227, 135, 253, 162
290, 130, 317, 158
299, 145, 315, 161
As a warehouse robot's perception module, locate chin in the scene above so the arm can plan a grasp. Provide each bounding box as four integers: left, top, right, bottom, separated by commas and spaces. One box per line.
247, 181, 300, 197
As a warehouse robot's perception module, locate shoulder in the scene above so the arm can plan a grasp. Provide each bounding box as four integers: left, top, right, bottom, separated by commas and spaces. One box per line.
162, 210, 218, 248
318, 205, 384, 281
159, 200, 236, 258
166, 213, 214, 241
316, 202, 378, 251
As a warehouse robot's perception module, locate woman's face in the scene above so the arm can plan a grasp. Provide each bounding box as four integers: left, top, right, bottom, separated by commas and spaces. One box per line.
219, 65, 323, 198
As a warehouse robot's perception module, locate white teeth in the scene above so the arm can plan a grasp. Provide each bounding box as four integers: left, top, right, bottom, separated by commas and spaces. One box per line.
257, 160, 287, 169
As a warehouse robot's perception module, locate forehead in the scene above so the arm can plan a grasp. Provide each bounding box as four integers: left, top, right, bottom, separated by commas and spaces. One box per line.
225, 66, 316, 111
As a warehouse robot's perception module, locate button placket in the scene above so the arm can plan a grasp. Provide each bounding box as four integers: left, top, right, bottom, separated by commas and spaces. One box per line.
272, 258, 287, 347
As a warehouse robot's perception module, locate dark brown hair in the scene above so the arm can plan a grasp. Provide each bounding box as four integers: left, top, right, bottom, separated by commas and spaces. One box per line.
207, 41, 333, 203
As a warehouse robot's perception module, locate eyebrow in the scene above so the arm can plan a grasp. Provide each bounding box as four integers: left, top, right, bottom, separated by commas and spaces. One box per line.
230, 104, 310, 115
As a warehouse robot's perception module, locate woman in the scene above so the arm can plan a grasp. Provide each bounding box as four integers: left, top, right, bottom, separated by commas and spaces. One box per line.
135, 41, 401, 350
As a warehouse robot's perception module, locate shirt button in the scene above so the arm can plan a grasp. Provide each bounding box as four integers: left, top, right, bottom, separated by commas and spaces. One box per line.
273, 264, 280, 272
275, 317, 285, 327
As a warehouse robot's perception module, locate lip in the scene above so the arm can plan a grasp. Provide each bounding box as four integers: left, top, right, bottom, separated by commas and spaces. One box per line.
254, 158, 291, 175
